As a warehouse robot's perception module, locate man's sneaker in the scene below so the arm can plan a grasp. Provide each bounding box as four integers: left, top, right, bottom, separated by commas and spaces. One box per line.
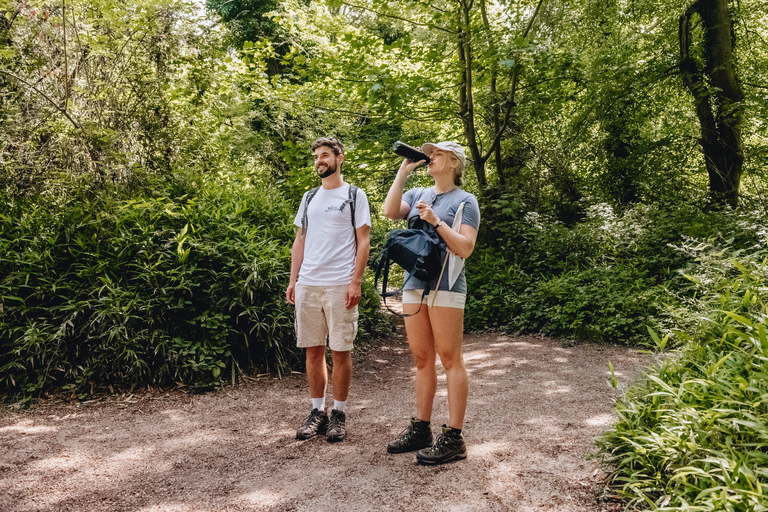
416, 425, 467, 464
387, 418, 433, 454
326, 409, 346, 442
296, 408, 328, 440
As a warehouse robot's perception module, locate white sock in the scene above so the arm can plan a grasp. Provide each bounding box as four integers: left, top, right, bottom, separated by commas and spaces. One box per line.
333, 400, 346, 413
312, 397, 325, 411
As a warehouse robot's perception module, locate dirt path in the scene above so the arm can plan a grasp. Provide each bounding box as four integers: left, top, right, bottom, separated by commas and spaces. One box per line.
0, 324, 649, 512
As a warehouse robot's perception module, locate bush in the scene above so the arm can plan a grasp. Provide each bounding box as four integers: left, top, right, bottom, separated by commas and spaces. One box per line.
0, 178, 390, 399
466, 202, 767, 344
596, 242, 768, 511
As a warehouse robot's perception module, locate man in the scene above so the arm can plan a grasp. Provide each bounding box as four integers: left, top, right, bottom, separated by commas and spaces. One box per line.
285, 137, 371, 442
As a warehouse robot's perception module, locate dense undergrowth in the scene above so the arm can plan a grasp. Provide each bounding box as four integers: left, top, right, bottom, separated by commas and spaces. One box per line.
466, 198, 767, 345
596, 240, 768, 511
0, 177, 390, 400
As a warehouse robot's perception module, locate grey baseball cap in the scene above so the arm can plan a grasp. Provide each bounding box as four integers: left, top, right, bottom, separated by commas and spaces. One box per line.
421, 141, 466, 169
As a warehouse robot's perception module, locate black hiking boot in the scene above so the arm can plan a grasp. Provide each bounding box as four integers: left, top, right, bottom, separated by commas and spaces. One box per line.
387, 418, 433, 454
326, 409, 346, 442
416, 425, 467, 465
296, 408, 328, 440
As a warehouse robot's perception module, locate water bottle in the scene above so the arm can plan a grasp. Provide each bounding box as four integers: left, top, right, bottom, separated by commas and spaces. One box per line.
393, 141, 430, 164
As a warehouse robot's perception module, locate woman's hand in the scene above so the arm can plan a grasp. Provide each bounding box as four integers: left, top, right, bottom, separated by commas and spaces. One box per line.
398, 158, 425, 178
415, 199, 439, 226
385, 159, 423, 219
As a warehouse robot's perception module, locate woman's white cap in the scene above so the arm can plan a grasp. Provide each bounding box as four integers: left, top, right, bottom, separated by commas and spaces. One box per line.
421, 141, 466, 169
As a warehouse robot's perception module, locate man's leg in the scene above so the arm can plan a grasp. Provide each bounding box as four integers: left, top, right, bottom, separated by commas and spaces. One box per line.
330, 350, 352, 403
306, 346, 328, 402
326, 349, 351, 442
295, 284, 330, 440
325, 285, 357, 442
296, 346, 329, 440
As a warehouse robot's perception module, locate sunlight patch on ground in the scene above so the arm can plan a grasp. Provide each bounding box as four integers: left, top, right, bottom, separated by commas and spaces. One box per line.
159, 409, 191, 422
468, 440, 510, 459
464, 355, 522, 368
137, 504, 199, 512
27, 454, 81, 471
239, 488, 289, 506
542, 381, 572, 394
508, 342, 543, 349
553, 357, 569, 363
522, 419, 563, 433
584, 413, 615, 427
0, 421, 58, 434
469, 368, 510, 377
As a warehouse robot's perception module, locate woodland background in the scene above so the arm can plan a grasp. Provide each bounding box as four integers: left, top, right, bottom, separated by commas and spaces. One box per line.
2, 0, 768, 509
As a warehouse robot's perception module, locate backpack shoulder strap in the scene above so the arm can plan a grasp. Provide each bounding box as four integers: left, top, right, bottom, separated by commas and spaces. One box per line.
349, 185, 358, 248
300, 187, 320, 239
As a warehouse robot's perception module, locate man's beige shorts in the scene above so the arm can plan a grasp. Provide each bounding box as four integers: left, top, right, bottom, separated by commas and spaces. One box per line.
295, 284, 358, 352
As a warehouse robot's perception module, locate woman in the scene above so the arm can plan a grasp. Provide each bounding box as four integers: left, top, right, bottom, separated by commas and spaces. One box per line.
382, 141, 480, 464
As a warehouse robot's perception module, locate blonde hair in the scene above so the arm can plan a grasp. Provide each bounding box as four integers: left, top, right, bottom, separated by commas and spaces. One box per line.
448, 153, 463, 187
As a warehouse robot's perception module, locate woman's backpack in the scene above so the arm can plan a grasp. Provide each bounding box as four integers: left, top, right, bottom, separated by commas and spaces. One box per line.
374, 223, 443, 316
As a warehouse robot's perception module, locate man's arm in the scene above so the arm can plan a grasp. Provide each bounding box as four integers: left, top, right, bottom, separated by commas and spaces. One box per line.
346, 224, 371, 309
286, 229, 305, 305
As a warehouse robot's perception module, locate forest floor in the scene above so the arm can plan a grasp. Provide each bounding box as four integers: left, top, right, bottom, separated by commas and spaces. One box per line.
0, 317, 651, 512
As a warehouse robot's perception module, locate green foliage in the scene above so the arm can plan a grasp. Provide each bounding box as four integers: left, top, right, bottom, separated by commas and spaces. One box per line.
466, 201, 767, 344
0, 177, 390, 399
596, 242, 768, 511
0, 0, 247, 195
0, 181, 290, 396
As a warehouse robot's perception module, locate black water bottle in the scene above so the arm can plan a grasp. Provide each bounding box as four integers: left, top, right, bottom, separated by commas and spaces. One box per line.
393, 141, 430, 164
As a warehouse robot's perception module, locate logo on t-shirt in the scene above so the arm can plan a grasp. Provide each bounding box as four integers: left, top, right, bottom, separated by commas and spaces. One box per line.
324, 199, 352, 214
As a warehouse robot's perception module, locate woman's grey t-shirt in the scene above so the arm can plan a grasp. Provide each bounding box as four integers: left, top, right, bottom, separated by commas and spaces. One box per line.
401, 186, 481, 293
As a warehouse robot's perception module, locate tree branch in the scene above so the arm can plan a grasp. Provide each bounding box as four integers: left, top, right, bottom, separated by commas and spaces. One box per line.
0, 69, 82, 131
339, 1, 455, 34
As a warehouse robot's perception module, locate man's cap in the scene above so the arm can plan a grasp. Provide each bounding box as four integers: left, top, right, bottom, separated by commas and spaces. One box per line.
421, 141, 466, 169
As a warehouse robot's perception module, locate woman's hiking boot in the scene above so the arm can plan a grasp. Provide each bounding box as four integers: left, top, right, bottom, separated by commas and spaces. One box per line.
296, 408, 328, 440
416, 425, 467, 465
326, 409, 346, 442
387, 418, 433, 454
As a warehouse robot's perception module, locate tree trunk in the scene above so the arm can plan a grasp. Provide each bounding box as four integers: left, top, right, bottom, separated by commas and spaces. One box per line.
457, 0, 487, 189
679, 0, 744, 207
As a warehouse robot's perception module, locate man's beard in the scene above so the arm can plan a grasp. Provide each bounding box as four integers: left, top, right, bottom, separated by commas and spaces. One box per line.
316, 163, 338, 179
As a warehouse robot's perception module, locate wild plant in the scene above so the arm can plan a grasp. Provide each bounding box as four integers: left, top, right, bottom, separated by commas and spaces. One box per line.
0, 178, 389, 400
596, 242, 768, 510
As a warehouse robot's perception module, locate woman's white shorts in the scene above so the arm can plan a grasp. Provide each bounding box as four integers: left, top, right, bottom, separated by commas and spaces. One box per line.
402, 289, 466, 309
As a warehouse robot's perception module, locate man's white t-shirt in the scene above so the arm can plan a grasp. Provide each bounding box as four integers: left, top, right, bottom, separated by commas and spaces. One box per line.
293, 183, 371, 286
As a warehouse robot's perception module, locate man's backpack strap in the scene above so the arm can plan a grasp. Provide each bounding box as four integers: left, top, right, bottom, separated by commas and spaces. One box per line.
349, 185, 358, 248
300, 186, 320, 239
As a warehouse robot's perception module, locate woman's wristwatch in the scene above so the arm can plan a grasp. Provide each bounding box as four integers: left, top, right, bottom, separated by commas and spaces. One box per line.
435, 219, 444, 228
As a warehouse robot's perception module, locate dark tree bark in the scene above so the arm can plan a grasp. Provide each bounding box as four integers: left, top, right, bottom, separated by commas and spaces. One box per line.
679, 0, 744, 207
456, 0, 487, 189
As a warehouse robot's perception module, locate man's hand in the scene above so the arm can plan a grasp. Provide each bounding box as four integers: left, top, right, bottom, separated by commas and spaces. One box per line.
286, 282, 296, 305
345, 281, 362, 309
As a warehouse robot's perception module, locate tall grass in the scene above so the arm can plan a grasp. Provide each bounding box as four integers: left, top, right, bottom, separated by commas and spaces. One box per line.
596, 240, 768, 511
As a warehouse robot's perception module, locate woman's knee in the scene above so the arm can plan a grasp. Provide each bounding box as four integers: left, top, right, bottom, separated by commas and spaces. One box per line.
437, 348, 464, 371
